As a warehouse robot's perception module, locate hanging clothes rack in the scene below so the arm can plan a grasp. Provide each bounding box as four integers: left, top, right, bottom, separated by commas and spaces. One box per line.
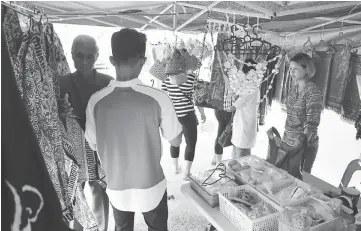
214, 24, 281, 57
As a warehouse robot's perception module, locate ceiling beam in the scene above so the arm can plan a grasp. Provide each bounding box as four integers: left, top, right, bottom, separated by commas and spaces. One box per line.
175, 1, 220, 31
33, 2, 171, 16
177, 2, 270, 19
140, 4, 173, 30
234, 2, 275, 18
173, 3, 177, 29
286, 11, 361, 36
277, 2, 360, 17
315, 17, 361, 25
34, 1, 122, 27
67, 1, 164, 29
273, 2, 287, 7
285, 1, 309, 6
143, 16, 172, 29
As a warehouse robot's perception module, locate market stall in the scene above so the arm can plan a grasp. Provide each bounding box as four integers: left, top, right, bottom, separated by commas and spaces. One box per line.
2, 1, 361, 231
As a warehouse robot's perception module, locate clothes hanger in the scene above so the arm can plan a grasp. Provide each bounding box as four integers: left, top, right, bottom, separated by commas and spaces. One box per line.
316, 26, 336, 54
329, 22, 354, 50
303, 36, 314, 52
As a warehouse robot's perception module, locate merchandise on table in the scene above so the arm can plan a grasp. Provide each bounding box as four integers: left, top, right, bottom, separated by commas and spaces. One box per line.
190, 164, 240, 207
279, 196, 340, 230
218, 185, 282, 231
227, 156, 321, 206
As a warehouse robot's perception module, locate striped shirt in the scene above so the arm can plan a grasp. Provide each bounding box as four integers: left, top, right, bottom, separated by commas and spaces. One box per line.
283, 81, 323, 147
161, 74, 196, 117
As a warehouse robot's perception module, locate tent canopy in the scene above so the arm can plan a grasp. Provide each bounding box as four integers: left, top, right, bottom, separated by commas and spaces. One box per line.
4, 1, 361, 36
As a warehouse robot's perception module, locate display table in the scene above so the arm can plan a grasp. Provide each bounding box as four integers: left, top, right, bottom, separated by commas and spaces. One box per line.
180, 183, 238, 231
303, 172, 361, 209
182, 170, 360, 231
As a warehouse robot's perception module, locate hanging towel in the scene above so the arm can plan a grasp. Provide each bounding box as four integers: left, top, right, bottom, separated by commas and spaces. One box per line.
313, 51, 333, 107
341, 54, 361, 122
325, 44, 352, 113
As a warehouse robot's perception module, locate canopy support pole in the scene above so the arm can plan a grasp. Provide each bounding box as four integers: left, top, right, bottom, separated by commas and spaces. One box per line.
277, 2, 360, 17
177, 2, 270, 19
141, 4, 173, 30
286, 11, 361, 36
235, 2, 275, 18
315, 17, 361, 25
175, 1, 220, 31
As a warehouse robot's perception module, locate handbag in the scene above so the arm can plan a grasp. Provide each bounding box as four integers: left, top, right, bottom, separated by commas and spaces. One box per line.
217, 111, 235, 147
266, 127, 307, 180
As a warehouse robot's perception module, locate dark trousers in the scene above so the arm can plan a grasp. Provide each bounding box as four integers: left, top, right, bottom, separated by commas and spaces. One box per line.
112, 191, 168, 231
214, 110, 233, 155
170, 111, 198, 161
303, 145, 319, 174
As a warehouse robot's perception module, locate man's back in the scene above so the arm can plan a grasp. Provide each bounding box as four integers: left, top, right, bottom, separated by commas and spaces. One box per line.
86, 78, 182, 212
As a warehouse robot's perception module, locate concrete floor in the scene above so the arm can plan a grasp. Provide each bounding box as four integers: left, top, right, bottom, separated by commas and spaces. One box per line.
84, 102, 360, 231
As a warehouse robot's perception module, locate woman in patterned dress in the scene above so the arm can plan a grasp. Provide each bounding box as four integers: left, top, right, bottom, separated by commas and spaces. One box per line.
283, 53, 323, 173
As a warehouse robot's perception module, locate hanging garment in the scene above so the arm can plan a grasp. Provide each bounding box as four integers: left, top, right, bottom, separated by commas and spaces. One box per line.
3, 9, 69, 218
273, 57, 286, 103
312, 51, 333, 107
356, 56, 361, 100
2, 24, 72, 231
341, 54, 361, 122
325, 44, 352, 113
3, 9, 98, 230
231, 89, 260, 149
259, 55, 278, 125
44, 23, 71, 99
281, 61, 294, 105
204, 33, 228, 110
43, 24, 89, 184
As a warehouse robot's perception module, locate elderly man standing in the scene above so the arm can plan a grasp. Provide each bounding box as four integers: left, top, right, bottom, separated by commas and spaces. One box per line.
85, 28, 182, 231
59, 35, 112, 231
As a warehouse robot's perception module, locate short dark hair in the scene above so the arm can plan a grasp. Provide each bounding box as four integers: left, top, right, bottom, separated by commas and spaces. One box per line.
243, 58, 257, 74
111, 28, 147, 63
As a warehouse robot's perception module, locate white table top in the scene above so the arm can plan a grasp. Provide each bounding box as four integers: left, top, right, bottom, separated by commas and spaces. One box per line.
180, 183, 239, 231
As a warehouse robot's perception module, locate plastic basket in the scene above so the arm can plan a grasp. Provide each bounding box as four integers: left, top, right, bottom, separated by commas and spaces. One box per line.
278, 197, 339, 231
218, 185, 282, 231
189, 175, 220, 208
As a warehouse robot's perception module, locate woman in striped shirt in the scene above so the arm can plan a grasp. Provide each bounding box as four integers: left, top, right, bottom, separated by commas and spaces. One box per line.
283, 53, 323, 173
161, 49, 205, 180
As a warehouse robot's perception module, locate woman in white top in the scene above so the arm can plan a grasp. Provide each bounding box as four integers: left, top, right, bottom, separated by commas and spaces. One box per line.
231, 59, 260, 158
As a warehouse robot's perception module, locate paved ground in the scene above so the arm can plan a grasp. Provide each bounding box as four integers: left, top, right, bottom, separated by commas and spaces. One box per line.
84, 102, 360, 231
